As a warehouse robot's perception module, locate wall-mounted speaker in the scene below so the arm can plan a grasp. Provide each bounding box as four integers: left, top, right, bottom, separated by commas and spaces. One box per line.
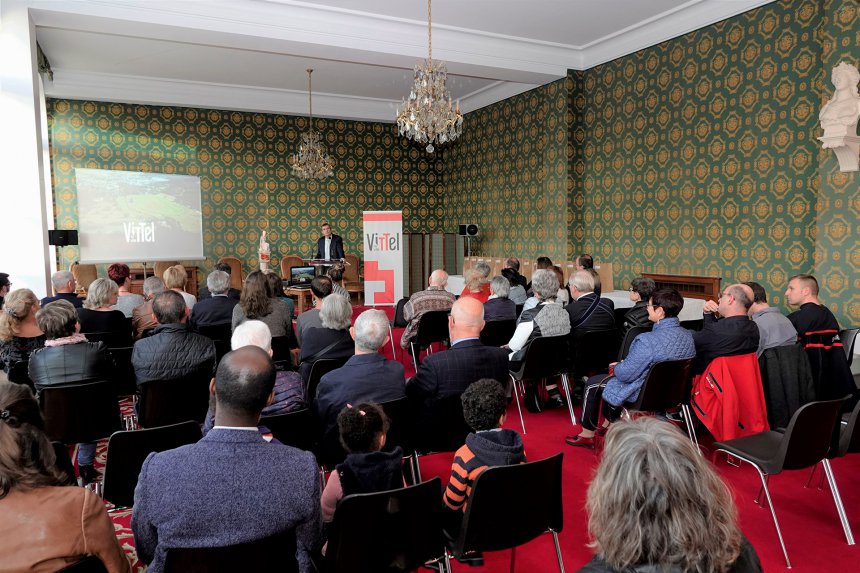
458, 224, 479, 237
48, 230, 78, 247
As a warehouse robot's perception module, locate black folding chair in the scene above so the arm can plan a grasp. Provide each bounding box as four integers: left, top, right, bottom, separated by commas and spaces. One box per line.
713, 399, 847, 568
196, 323, 233, 364
39, 380, 121, 444
623, 358, 696, 446
323, 478, 448, 573
509, 335, 573, 431
572, 328, 620, 379
259, 408, 317, 452
378, 396, 416, 483
84, 330, 132, 349
102, 420, 202, 508
106, 346, 136, 397
57, 556, 108, 573
8, 360, 34, 391
411, 394, 472, 483
392, 297, 409, 328
409, 310, 450, 371
164, 530, 298, 573
617, 325, 652, 360
448, 453, 565, 572
480, 319, 517, 348
304, 357, 349, 402
137, 371, 212, 428
271, 335, 294, 367
840, 328, 858, 367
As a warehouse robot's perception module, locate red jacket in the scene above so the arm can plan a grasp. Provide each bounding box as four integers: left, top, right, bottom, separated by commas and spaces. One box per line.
691, 353, 769, 441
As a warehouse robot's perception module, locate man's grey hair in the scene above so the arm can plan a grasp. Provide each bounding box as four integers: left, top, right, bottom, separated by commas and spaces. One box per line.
142, 276, 166, 298
320, 293, 352, 330
353, 309, 389, 352
231, 320, 272, 352
51, 270, 74, 291
83, 278, 118, 309
207, 270, 230, 295
531, 269, 559, 300
570, 269, 596, 293
490, 275, 510, 298
475, 262, 491, 279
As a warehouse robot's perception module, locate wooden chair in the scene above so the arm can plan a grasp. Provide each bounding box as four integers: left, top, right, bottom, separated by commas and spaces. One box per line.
154, 261, 180, 280
280, 255, 304, 279
70, 262, 98, 292
218, 256, 244, 290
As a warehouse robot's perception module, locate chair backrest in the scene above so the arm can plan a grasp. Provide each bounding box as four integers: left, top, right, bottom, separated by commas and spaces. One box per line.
259, 408, 317, 452
137, 371, 212, 428
840, 328, 858, 367
379, 396, 411, 454
626, 358, 694, 411
154, 261, 180, 280
270, 335, 293, 365
325, 478, 446, 573
480, 319, 516, 348
84, 331, 133, 349
196, 324, 234, 364
217, 256, 244, 290
413, 310, 450, 348
618, 325, 652, 360
516, 335, 569, 381
420, 393, 472, 454
305, 357, 349, 401
343, 253, 361, 284
57, 556, 108, 573
392, 297, 409, 328
107, 346, 137, 397
280, 255, 304, 279
102, 420, 202, 507
778, 398, 844, 471
70, 262, 98, 292
7, 360, 34, 391
835, 399, 860, 458
39, 380, 121, 444
455, 453, 563, 555
572, 328, 620, 378
52, 441, 77, 485
164, 529, 298, 573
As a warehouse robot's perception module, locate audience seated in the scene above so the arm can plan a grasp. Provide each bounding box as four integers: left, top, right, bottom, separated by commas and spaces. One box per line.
0, 288, 45, 373
509, 269, 571, 371
29, 300, 113, 483
407, 297, 509, 444
189, 270, 238, 329
296, 275, 333, 344
525, 256, 553, 295
785, 274, 856, 401
567, 288, 695, 448
483, 275, 517, 321
132, 290, 215, 388
579, 418, 762, 573
131, 347, 321, 572
565, 269, 615, 334
76, 279, 130, 345
575, 253, 594, 271
460, 262, 491, 304
299, 294, 354, 384
400, 269, 456, 350
40, 270, 82, 308
232, 270, 295, 340
163, 264, 196, 310
197, 262, 241, 301
691, 284, 759, 375
501, 267, 528, 306
108, 263, 145, 318
315, 309, 405, 438
744, 281, 797, 357
0, 272, 10, 309
0, 377, 130, 572
620, 277, 655, 336
265, 271, 295, 319
132, 277, 165, 340
503, 257, 527, 289
552, 266, 570, 306
326, 262, 350, 300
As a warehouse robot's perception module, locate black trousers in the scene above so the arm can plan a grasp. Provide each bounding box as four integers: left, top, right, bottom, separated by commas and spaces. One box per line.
581, 374, 622, 431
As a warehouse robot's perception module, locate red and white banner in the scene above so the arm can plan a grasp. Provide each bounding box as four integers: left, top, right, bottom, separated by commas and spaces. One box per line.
362, 211, 403, 306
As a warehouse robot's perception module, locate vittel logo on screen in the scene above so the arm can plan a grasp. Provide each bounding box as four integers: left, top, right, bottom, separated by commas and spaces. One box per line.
365, 232, 401, 252
123, 222, 156, 243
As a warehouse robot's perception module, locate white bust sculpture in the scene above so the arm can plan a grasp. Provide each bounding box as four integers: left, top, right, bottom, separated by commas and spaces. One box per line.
258, 230, 271, 271
818, 61, 860, 171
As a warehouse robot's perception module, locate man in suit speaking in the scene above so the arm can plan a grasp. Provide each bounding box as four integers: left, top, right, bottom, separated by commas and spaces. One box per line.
314, 222, 345, 260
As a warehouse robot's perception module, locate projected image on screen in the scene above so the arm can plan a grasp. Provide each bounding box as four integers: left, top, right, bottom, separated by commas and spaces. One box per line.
74, 168, 204, 263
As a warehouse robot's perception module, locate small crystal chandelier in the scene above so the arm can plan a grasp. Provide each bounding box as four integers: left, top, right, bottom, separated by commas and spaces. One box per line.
290, 68, 334, 179
396, 0, 463, 153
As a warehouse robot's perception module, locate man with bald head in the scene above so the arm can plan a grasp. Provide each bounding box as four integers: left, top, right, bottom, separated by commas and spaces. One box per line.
132, 346, 321, 572
399, 269, 456, 349
406, 297, 510, 446
691, 283, 760, 375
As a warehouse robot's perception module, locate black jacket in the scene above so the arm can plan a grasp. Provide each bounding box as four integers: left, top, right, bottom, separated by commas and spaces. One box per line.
691, 314, 759, 375
29, 341, 113, 389
189, 295, 238, 328
621, 301, 650, 336
197, 287, 241, 301
565, 293, 616, 333
132, 323, 216, 386
315, 234, 345, 260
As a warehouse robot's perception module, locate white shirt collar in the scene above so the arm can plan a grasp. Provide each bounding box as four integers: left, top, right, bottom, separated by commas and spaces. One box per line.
212, 425, 259, 431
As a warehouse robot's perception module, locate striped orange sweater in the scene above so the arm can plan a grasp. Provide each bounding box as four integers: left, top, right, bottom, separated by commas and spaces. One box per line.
443, 429, 525, 511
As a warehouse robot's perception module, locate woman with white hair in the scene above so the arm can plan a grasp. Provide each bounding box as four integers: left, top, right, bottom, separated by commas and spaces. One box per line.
76, 278, 130, 344
298, 294, 354, 384
483, 275, 517, 321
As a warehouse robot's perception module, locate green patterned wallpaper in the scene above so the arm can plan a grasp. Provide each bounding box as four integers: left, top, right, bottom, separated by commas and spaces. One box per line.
570, 0, 824, 313
47, 101, 443, 277
442, 79, 570, 262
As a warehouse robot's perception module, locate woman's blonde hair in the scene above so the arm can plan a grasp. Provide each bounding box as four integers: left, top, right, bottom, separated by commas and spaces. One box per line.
586, 418, 742, 573
0, 289, 39, 342
83, 278, 118, 310
163, 265, 187, 290
464, 268, 484, 292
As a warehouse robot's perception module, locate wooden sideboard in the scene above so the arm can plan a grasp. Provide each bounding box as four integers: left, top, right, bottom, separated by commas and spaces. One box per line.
642, 273, 720, 301
128, 266, 199, 297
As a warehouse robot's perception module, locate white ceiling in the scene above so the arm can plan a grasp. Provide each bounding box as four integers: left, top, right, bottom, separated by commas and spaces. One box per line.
32, 0, 774, 122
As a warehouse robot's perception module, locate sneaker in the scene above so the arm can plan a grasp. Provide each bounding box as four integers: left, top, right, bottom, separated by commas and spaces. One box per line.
79, 464, 97, 485
457, 552, 484, 567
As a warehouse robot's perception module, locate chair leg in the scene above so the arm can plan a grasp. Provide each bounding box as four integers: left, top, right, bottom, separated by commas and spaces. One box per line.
551, 529, 566, 572
510, 376, 527, 434
681, 405, 699, 452
804, 462, 818, 488
509, 546, 516, 573
822, 459, 855, 545
411, 343, 418, 372
559, 373, 577, 427
755, 469, 791, 568
411, 451, 423, 484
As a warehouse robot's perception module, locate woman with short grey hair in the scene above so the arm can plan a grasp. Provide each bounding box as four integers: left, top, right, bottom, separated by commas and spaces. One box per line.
76, 278, 129, 344
484, 276, 516, 322
298, 294, 354, 384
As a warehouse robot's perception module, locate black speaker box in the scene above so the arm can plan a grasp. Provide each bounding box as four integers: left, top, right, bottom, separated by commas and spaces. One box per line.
48, 230, 78, 247
458, 224, 479, 237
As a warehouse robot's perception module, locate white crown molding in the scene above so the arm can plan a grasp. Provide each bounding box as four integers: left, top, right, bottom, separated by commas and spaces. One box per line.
458, 81, 542, 115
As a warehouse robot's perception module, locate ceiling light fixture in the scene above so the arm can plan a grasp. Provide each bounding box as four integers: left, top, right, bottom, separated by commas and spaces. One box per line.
290, 68, 334, 179
396, 0, 463, 153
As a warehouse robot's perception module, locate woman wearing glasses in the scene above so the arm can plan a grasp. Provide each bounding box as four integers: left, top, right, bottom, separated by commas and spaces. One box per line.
566, 288, 695, 448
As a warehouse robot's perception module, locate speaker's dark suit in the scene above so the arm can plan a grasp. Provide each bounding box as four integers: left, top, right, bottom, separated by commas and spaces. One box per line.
314, 234, 345, 260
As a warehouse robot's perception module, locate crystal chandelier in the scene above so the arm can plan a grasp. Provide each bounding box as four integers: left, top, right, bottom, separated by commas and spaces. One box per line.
396, 0, 463, 153
290, 68, 334, 179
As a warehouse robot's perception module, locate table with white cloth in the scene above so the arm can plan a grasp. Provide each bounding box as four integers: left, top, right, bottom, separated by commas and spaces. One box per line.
602, 290, 706, 323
